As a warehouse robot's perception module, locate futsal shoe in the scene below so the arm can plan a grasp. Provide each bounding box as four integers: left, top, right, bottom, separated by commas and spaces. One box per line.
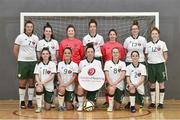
157, 104, 163, 109
107, 107, 113, 112
130, 106, 136, 113
77, 106, 83, 112
27, 101, 34, 109
148, 103, 155, 109
35, 107, 42, 113
58, 106, 66, 112
20, 101, 26, 109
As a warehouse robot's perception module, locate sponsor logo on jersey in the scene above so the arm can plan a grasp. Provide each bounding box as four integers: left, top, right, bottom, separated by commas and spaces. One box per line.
88, 68, 96, 76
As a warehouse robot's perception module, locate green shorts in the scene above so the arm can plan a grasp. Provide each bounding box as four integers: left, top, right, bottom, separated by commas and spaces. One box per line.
44, 89, 54, 104
86, 90, 98, 102
18, 61, 36, 79
94, 57, 102, 62
114, 88, 124, 103
64, 90, 74, 102
148, 63, 167, 83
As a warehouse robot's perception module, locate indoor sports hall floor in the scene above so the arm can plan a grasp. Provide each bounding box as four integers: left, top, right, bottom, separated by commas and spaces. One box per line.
0, 99, 180, 120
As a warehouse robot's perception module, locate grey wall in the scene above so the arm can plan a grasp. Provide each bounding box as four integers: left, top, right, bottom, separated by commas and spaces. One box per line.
0, 0, 180, 99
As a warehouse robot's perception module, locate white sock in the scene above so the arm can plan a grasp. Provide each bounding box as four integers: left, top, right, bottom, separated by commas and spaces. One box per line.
150, 91, 155, 104
36, 95, 43, 108
108, 96, 114, 109
160, 92, 165, 104
130, 96, 135, 107
19, 88, 26, 102
78, 96, 84, 108
58, 94, 65, 107
28, 88, 34, 101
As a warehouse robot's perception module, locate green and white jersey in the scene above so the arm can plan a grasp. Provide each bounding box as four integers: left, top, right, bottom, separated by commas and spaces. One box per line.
15, 33, 39, 61
58, 61, 78, 91
79, 59, 102, 72
145, 40, 168, 64
104, 60, 126, 91
126, 63, 146, 93
83, 34, 104, 57
34, 61, 56, 92
37, 39, 59, 65
124, 36, 147, 62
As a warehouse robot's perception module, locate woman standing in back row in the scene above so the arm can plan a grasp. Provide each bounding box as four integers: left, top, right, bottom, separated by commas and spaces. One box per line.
13, 20, 39, 109
146, 27, 168, 109
59, 24, 84, 65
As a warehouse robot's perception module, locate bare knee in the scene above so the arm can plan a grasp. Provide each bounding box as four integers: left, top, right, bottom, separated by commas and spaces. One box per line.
58, 86, 65, 95
108, 86, 116, 95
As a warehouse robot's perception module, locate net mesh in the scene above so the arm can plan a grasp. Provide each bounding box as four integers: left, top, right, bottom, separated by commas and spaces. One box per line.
24, 16, 155, 42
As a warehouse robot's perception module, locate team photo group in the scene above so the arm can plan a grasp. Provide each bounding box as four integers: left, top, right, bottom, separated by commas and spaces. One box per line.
13, 18, 168, 114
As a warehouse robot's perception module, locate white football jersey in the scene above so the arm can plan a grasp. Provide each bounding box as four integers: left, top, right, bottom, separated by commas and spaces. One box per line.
15, 33, 39, 61
83, 34, 104, 57
37, 39, 59, 64
79, 59, 102, 72
126, 63, 146, 94
34, 61, 56, 92
104, 60, 126, 90
145, 40, 168, 64
124, 36, 147, 62
58, 61, 78, 91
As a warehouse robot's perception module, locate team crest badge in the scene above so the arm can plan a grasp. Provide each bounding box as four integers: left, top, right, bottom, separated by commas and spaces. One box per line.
137, 73, 141, 77
68, 70, 72, 74
51, 46, 55, 49
47, 70, 51, 74
157, 47, 161, 51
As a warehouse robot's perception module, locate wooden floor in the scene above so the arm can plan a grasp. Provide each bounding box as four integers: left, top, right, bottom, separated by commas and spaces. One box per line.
0, 100, 180, 120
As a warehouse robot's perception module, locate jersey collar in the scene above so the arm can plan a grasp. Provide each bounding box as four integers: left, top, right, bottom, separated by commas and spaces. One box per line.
112, 59, 119, 64
64, 61, 71, 65
131, 34, 139, 39
89, 33, 97, 38
152, 39, 159, 44
43, 61, 49, 65
44, 38, 52, 42
132, 63, 140, 68
24, 32, 32, 37
86, 58, 94, 63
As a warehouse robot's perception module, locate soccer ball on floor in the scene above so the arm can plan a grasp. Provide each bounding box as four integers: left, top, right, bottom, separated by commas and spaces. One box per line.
83, 100, 95, 112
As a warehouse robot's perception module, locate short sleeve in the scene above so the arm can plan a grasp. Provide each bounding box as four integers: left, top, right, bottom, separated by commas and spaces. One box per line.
121, 62, 126, 71
123, 38, 128, 49
55, 40, 59, 51
51, 62, 57, 74
162, 42, 168, 52
125, 66, 130, 76
14, 35, 21, 45
99, 36, 104, 46
82, 36, 87, 46
34, 64, 39, 74
73, 63, 79, 73
104, 61, 110, 71
36, 41, 42, 52
141, 65, 147, 76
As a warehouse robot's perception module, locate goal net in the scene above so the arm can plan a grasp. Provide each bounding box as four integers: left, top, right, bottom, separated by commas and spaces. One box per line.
21, 12, 158, 43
